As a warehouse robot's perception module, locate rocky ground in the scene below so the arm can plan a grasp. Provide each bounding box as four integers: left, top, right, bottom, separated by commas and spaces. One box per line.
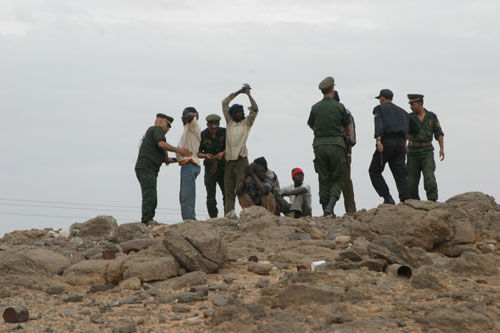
1, 192, 500, 332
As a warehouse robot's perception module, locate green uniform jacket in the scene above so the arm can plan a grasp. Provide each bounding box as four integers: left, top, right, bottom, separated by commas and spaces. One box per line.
408, 109, 444, 155
199, 127, 226, 168
135, 126, 166, 174
307, 97, 350, 148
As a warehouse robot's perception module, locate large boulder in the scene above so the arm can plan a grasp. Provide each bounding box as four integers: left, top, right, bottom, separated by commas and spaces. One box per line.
63, 259, 113, 285
71, 215, 118, 239
368, 204, 453, 250
239, 206, 278, 232
446, 192, 497, 212
122, 255, 179, 282
0, 247, 71, 275
163, 221, 227, 273
115, 222, 152, 243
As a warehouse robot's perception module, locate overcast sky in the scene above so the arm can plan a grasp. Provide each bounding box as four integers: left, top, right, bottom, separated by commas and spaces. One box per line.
1, 0, 499, 237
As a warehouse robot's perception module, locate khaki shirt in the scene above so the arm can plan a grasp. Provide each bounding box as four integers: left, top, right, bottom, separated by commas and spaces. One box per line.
222, 94, 258, 161
176, 118, 201, 166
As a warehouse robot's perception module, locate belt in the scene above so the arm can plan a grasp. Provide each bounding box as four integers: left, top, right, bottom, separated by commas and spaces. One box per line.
409, 141, 432, 147
179, 159, 196, 166
316, 135, 343, 139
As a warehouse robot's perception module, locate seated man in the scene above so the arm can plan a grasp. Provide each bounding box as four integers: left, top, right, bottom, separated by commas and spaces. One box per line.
236, 161, 281, 215
281, 168, 312, 218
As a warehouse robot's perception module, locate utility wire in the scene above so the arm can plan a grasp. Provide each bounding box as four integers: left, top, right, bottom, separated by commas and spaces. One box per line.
0, 212, 180, 224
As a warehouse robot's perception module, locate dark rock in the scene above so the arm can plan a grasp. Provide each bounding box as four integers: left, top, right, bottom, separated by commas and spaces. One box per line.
90, 314, 106, 324
255, 279, 270, 288
203, 309, 215, 318
172, 304, 191, 313
122, 255, 179, 282
177, 292, 205, 303
411, 272, 443, 290
112, 324, 137, 333
213, 294, 238, 307
89, 284, 114, 293
62, 295, 83, 303
119, 297, 143, 305
337, 249, 363, 262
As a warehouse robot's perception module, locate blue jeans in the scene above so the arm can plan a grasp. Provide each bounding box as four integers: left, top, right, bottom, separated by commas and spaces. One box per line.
180, 162, 201, 220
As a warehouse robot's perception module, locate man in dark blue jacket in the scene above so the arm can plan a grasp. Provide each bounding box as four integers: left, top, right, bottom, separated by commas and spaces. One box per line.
369, 89, 420, 205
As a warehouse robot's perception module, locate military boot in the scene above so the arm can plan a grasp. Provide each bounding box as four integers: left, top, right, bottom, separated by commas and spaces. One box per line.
383, 195, 395, 205
324, 196, 338, 217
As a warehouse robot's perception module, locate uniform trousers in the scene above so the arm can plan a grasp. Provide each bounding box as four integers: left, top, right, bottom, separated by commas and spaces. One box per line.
368, 136, 410, 202
135, 168, 158, 223
407, 151, 438, 201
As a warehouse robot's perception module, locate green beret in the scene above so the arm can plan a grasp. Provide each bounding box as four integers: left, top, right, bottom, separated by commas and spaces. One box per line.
318, 76, 335, 90
205, 114, 221, 122
407, 94, 424, 103
156, 113, 174, 125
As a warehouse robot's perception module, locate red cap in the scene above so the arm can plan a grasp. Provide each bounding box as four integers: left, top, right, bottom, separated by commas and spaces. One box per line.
291, 168, 304, 179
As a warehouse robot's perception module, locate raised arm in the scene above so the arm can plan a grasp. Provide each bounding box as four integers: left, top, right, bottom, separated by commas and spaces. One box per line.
243, 83, 259, 127
222, 86, 245, 122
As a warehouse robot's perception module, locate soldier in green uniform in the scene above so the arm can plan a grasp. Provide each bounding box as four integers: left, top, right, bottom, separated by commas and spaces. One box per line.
135, 113, 192, 224
407, 94, 445, 202
198, 114, 226, 218
307, 76, 350, 216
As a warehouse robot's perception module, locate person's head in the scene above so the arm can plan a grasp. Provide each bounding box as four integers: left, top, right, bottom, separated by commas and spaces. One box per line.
251, 163, 267, 181
229, 104, 245, 122
408, 94, 424, 112
182, 107, 199, 125
205, 114, 221, 135
291, 168, 304, 187
253, 157, 268, 171
375, 89, 393, 104
155, 113, 173, 133
319, 76, 335, 96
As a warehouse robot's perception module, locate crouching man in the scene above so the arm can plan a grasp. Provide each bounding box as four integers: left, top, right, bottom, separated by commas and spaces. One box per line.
281, 168, 312, 218
236, 162, 280, 215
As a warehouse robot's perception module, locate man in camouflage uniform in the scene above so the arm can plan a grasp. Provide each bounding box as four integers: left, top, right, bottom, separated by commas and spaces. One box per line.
198, 114, 226, 218
307, 76, 350, 217
407, 94, 445, 202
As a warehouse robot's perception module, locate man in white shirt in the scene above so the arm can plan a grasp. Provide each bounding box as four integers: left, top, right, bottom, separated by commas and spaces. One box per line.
221, 83, 259, 217
176, 107, 211, 220
281, 168, 312, 218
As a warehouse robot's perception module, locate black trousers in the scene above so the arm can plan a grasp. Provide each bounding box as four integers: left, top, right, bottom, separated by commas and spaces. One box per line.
368, 136, 410, 202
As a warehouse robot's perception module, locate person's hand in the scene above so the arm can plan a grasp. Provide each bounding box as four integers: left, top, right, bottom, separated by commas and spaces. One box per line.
439, 149, 445, 161
179, 148, 192, 157
376, 140, 383, 153
204, 153, 214, 159
215, 151, 225, 160
242, 83, 251, 95
168, 157, 177, 164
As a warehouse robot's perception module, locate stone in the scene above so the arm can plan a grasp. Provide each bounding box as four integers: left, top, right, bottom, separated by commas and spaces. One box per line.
411, 272, 443, 290
239, 206, 278, 232
369, 205, 453, 250
71, 215, 118, 239
163, 221, 227, 273
62, 295, 83, 303
446, 192, 496, 212
88, 284, 114, 293
120, 277, 142, 290
119, 239, 150, 254
273, 285, 344, 308
2, 229, 49, 240
248, 262, 272, 275
45, 286, 66, 295
63, 260, 109, 285
446, 252, 500, 276
323, 312, 354, 324
172, 271, 208, 290
334, 235, 351, 244
115, 223, 152, 243
0, 247, 71, 276
256, 279, 270, 288
122, 255, 179, 282
172, 304, 191, 313
112, 324, 137, 333
368, 235, 420, 267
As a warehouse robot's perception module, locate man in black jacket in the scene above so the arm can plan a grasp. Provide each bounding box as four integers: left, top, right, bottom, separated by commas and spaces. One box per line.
369, 89, 420, 204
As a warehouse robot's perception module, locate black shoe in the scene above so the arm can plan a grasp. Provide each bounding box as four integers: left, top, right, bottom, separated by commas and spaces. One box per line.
383, 195, 395, 205
324, 196, 338, 216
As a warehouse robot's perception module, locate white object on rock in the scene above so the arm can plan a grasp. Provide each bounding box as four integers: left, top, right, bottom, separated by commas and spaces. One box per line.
311, 260, 326, 271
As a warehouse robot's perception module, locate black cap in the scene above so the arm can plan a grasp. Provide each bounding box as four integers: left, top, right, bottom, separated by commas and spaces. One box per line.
229, 104, 244, 114
253, 157, 268, 171
156, 113, 174, 126
407, 94, 424, 103
375, 89, 393, 100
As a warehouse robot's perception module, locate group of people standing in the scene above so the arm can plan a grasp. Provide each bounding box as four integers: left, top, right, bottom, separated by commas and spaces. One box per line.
134, 77, 444, 224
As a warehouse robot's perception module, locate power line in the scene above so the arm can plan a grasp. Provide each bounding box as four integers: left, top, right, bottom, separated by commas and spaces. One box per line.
0, 212, 179, 224
0, 198, 211, 215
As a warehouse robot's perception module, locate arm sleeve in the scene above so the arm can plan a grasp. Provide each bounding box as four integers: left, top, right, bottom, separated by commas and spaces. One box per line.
433, 114, 444, 139
222, 94, 235, 123
152, 126, 166, 143
246, 106, 259, 128
373, 107, 384, 138
307, 110, 315, 129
